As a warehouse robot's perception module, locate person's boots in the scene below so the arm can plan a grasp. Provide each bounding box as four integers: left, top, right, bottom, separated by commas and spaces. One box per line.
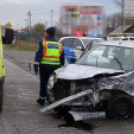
37, 98, 45, 106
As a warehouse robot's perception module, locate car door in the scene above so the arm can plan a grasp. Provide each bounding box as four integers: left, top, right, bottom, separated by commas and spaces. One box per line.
61, 38, 75, 64
70, 38, 84, 63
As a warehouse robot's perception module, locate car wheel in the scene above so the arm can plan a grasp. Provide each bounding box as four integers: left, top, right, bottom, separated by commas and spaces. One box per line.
54, 106, 71, 114
106, 94, 133, 119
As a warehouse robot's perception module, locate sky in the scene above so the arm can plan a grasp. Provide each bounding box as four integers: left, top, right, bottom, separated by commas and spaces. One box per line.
0, 0, 120, 29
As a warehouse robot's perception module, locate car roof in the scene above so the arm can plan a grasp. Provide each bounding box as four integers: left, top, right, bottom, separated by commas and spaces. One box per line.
80, 37, 102, 40
112, 36, 134, 38
99, 41, 134, 48
60, 36, 102, 40
113, 37, 122, 38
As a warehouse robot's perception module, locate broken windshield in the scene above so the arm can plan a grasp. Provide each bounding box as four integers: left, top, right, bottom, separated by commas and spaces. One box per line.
76, 45, 134, 71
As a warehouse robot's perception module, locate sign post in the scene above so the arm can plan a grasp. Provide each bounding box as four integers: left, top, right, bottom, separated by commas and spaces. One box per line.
6, 22, 12, 28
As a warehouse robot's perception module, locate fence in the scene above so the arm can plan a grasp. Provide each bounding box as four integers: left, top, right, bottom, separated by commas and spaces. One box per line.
16, 32, 66, 43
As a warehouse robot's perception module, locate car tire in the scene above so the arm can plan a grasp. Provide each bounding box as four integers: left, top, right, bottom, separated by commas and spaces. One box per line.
54, 106, 71, 114
106, 94, 133, 119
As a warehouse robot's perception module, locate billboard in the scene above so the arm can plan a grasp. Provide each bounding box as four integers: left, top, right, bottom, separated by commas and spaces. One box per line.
125, 0, 134, 18
60, 5, 105, 37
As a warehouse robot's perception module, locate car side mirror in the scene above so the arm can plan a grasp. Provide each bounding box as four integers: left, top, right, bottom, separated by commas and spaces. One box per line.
76, 46, 82, 51
2, 26, 14, 44
70, 57, 77, 63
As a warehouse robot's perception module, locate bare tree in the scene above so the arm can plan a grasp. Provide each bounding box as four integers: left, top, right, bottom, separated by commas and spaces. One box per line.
112, 0, 125, 32
106, 12, 122, 34
115, 13, 122, 26
112, 0, 123, 8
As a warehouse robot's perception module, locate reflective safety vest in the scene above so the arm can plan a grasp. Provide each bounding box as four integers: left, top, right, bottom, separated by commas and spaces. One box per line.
40, 40, 62, 65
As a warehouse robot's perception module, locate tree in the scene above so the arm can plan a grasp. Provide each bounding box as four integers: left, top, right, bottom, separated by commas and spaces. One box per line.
112, 0, 122, 8
32, 23, 45, 33
54, 22, 63, 40
106, 13, 122, 34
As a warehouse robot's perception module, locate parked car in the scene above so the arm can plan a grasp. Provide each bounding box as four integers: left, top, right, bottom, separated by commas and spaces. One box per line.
107, 36, 134, 41
59, 37, 104, 64
121, 37, 134, 41
42, 41, 134, 120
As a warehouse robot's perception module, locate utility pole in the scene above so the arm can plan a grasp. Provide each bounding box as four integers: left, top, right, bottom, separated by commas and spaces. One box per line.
30, 12, 32, 32
45, 21, 48, 29
51, 10, 53, 26
27, 11, 32, 33
17, 24, 19, 30
25, 19, 26, 31
121, 0, 124, 33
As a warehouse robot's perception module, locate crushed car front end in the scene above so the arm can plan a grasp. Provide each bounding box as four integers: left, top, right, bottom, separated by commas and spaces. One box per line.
43, 42, 134, 119
46, 64, 126, 110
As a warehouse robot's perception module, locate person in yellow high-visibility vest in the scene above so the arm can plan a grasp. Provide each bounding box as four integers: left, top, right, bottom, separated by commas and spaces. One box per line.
34, 27, 65, 105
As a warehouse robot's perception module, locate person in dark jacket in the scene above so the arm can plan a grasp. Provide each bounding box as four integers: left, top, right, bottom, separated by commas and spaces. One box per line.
34, 27, 64, 105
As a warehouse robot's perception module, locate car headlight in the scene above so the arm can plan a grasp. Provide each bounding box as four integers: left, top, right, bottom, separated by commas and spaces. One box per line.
47, 73, 57, 90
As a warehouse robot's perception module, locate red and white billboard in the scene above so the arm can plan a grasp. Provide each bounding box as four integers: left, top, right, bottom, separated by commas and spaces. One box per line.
60, 5, 105, 37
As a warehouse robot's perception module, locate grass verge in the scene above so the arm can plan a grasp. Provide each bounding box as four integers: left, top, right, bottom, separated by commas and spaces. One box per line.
3, 40, 38, 51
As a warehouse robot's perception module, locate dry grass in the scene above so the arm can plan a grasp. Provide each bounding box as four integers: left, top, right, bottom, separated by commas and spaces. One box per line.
3, 40, 38, 51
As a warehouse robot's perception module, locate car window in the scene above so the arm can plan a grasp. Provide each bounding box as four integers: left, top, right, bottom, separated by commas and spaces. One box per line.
81, 39, 105, 58
88, 45, 106, 57
91, 39, 105, 47
82, 39, 92, 47
122, 38, 128, 41
130, 38, 134, 40
61, 39, 65, 44
92, 40, 98, 46
62, 38, 74, 47
73, 38, 83, 49
108, 47, 131, 59
113, 38, 121, 41
107, 37, 114, 41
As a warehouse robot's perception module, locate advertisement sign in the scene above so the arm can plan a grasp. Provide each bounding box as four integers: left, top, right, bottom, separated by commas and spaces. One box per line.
125, 0, 134, 18
60, 5, 104, 37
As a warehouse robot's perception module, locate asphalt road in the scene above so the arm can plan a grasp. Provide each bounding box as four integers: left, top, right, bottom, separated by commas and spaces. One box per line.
3, 50, 134, 134
4, 50, 36, 76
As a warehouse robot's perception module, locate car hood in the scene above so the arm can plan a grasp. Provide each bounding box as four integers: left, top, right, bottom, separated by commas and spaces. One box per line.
55, 64, 125, 80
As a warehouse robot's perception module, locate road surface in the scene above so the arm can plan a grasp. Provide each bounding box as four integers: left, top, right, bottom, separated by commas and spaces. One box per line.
2, 50, 134, 134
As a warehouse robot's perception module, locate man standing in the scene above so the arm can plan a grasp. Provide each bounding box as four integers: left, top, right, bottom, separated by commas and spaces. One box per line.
34, 27, 64, 105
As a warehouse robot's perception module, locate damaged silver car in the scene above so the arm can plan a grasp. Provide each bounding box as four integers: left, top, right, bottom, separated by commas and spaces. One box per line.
41, 41, 134, 120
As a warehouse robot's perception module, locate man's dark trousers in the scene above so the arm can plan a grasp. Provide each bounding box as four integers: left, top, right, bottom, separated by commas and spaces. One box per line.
39, 64, 57, 98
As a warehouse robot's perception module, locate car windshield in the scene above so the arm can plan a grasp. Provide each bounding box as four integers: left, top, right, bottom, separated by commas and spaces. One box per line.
82, 38, 92, 47
80, 39, 105, 58
76, 45, 134, 71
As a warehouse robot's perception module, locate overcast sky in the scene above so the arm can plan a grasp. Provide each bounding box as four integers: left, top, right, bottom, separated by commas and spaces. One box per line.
0, 0, 120, 29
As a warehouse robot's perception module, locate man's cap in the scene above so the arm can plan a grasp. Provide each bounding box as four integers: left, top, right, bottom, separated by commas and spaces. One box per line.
45, 27, 56, 36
